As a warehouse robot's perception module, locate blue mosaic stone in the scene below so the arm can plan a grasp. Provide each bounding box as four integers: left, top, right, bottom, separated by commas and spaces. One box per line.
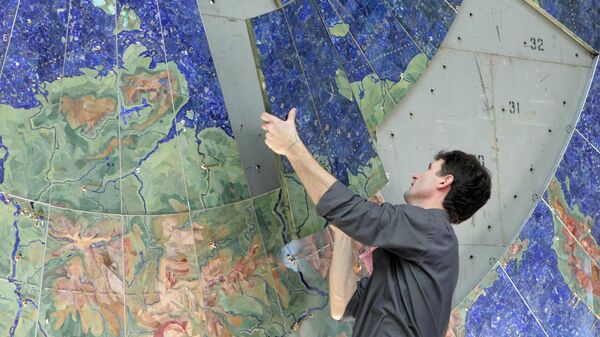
0, 0, 69, 108
64, 0, 116, 78
251, 8, 333, 174
551, 131, 600, 246
0, 0, 19, 68
118, 0, 165, 70
157, 0, 232, 137
504, 201, 599, 336
465, 265, 547, 337
576, 61, 600, 151
537, 0, 600, 51
327, 0, 422, 81
313, 0, 374, 82
385, 0, 456, 58
282, 0, 379, 182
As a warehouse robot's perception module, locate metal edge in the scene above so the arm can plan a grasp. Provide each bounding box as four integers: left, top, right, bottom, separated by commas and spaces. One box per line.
522, 0, 598, 56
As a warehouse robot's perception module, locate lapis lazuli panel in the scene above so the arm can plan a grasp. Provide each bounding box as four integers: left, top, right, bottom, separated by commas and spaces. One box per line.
576, 60, 600, 151
328, 0, 422, 81
282, 0, 380, 182
313, 0, 376, 83
384, 0, 457, 58
0, 0, 19, 68
552, 131, 600, 244
251, 7, 334, 174
158, 0, 232, 136
503, 201, 599, 335
464, 265, 548, 337
117, 0, 165, 70
537, 0, 600, 51
65, 0, 116, 78
0, 0, 69, 108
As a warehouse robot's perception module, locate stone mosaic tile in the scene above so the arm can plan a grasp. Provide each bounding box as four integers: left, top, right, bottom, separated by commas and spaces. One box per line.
501, 201, 599, 335
157, 0, 233, 136
313, 0, 411, 133
250, 7, 333, 172
0, 0, 69, 109
283, 0, 385, 187
385, 0, 457, 58
250, 1, 388, 242
254, 188, 333, 264
117, 34, 189, 215
0, 0, 19, 68
38, 287, 125, 337
0, 194, 47, 287
125, 293, 206, 337
123, 213, 198, 296
175, 105, 251, 211
123, 213, 207, 337
534, 0, 600, 51
191, 200, 288, 337
42, 207, 124, 294
45, 2, 122, 212
546, 131, 600, 265
576, 60, 600, 151
64, 0, 117, 78
328, 0, 424, 81
450, 264, 548, 337
158, 0, 251, 210
0, 279, 39, 337
271, 247, 356, 336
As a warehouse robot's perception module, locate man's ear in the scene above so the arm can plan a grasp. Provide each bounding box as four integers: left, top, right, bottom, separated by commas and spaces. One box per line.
438, 175, 453, 189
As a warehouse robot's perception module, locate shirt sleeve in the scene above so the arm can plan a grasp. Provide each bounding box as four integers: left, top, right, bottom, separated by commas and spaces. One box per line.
316, 181, 432, 261
341, 277, 369, 320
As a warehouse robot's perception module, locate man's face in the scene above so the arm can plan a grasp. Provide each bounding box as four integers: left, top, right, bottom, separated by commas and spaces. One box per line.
403, 159, 447, 204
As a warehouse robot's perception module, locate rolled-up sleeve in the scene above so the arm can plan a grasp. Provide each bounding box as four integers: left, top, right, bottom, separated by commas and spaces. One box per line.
316, 181, 432, 261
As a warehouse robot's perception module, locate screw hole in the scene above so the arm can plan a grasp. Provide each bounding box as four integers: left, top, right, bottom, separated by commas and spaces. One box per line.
442, 64, 447, 69
469, 12, 473, 17
457, 36, 462, 41
256, 164, 261, 171
548, 128, 552, 133
514, 194, 518, 199
430, 88, 435, 93
469, 255, 474, 260
487, 225, 492, 230
390, 133, 395, 138
575, 53, 579, 57
562, 101, 566, 105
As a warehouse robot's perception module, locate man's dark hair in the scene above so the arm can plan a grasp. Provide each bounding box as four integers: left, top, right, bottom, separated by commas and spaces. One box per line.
434, 150, 492, 224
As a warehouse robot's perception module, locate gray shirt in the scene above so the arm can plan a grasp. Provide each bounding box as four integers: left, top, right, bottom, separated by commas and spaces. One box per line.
316, 182, 459, 337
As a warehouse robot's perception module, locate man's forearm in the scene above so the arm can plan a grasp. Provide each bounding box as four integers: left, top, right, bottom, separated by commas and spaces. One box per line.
329, 226, 358, 320
285, 141, 337, 205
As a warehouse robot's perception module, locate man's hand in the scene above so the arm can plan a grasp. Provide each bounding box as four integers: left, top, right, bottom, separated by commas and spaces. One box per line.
370, 191, 385, 205
261, 108, 301, 156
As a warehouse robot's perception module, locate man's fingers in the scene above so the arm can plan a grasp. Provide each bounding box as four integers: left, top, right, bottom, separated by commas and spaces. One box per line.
261, 123, 270, 131
287, 108, 297, 124
261, 112, 276, 122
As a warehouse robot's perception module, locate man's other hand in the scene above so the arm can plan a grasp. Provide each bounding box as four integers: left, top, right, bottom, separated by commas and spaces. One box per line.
370, 191, 385, 205
261, 108, 301, 156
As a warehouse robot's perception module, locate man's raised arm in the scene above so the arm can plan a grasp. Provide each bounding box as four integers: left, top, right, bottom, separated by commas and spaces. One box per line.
261, 108, 336, 204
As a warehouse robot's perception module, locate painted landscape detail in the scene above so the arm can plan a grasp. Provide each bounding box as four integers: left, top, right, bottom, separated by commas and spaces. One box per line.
0, 0, 460, 336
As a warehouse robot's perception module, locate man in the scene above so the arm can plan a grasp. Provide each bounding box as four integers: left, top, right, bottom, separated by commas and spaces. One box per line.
261, 108, 492, 337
